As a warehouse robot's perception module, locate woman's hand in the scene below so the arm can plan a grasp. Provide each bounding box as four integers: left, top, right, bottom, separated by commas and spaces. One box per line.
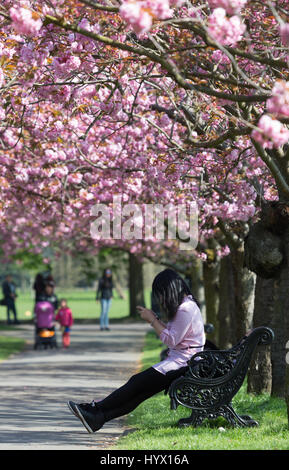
137, 306, 166, 336
136, 306, 155, 324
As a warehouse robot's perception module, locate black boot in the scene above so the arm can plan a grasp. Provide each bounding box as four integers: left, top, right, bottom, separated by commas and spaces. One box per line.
67, 400, 105, 433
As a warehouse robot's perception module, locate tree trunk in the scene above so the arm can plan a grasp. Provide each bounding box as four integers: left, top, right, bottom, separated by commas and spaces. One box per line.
286, 268, 289, 428
285, 351, 289, 428
231, 243, 256, 341
272, 208, 289, 422
247, 275, 273, 394
189, 256, 206, 321
203, 239, 220, 345
218, 252, 236, 349
244, 200, 289, 398
129, 252, 145, 317
270, 238, 289, 397
114, 278, 125, 299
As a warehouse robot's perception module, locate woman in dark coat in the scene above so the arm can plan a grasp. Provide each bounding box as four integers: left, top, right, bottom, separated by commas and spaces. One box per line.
96, 268, 114, 331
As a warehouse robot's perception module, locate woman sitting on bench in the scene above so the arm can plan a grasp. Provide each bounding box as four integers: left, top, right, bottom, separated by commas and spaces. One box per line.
67, 268, 205, 433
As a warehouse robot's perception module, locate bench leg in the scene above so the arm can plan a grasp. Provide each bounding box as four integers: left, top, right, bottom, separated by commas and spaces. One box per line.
176, 405, 259, 428
225, 404, 259, 427
177, 410, 205, 428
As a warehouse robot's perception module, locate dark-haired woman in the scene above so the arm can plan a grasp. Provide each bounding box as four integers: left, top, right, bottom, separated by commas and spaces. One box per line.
67, 268, 205, 433
96, 268, 114, 331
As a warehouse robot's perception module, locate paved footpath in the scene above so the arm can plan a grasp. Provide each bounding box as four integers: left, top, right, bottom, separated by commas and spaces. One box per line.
0, 322, 149, 450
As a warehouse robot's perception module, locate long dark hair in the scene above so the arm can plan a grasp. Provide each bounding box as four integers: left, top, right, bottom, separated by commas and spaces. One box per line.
152, 268, 200, 321
101, 268, 113, 288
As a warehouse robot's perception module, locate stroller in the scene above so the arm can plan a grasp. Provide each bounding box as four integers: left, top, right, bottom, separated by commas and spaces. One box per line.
34, 301, 58, 350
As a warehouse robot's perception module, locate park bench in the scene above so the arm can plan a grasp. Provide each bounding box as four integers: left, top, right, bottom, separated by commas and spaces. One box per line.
167, 326, 274, 428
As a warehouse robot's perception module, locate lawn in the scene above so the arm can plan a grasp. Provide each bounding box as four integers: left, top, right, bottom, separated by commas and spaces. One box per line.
114, 331, 289, 450
0, 328, 26, 361
0, 288, 152, 323
0, 287, 151, 361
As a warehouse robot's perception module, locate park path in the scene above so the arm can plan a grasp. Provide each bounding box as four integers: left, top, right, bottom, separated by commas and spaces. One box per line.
0, 322, 149, 450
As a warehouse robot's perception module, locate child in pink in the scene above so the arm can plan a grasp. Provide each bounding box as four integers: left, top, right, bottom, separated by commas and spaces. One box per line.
55, 299, 74, 348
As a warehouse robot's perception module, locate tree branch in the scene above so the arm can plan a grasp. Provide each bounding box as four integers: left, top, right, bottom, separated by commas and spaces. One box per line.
186, 126, 252, 149
43, 15, 270, 104
216, 218, 242, 249
252, 139, 289, 200
78, 1, 119, 12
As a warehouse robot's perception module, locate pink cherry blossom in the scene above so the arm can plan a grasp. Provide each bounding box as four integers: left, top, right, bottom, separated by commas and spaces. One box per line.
0, 70, 5, 92
52, 54, 81, 78
119, 0, 176, 35
145, 0, 173, 20
267, 81, 289, 118
280, 23, 289, 46
15, 166, 29, 183
9, 6, 42, 37
79, 189, 95, 201
119, 1, 152, 35
0, 106, 5, 120
0, 0, 284, 269
207, 0, 247, 15
207, 8, 246, 46
211, 49, 231, 65
169, 0, 185, 7
251, 115, 289, 149
67, 173, 83, 185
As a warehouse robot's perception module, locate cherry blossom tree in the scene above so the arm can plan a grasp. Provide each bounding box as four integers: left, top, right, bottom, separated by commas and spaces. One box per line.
1, 0, 289, 417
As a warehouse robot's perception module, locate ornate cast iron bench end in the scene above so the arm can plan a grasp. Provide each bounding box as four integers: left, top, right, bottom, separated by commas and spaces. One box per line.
168, 326, 274, 428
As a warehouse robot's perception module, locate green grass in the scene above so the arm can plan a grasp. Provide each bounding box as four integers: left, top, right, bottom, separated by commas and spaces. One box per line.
114, 331, 289, 450
0, 335, 26, 361
0, 288, 152, 323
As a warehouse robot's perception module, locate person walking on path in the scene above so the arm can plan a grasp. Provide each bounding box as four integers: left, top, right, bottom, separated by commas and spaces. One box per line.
96, 268, 114, 331
2, 275, 19, 325
55, 299, 74, 348
67, 268, 205, 433
36, 280, 59, 311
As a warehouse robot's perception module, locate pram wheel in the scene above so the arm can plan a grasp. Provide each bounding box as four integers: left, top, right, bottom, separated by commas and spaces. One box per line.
34, 326, 58, 350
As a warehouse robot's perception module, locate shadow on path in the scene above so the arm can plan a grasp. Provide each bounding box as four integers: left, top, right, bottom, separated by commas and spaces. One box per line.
0, 323, 148, 450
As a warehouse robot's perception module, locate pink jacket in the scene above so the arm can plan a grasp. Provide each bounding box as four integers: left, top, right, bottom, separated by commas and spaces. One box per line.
152, 294, 205, 375
55, 307, 74, 327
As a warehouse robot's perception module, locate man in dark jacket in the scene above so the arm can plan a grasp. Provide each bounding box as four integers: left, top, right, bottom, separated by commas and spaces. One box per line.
2, 275, 19, 325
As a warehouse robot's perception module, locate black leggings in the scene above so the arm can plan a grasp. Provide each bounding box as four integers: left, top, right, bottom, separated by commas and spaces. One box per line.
97, 366, 188, 422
